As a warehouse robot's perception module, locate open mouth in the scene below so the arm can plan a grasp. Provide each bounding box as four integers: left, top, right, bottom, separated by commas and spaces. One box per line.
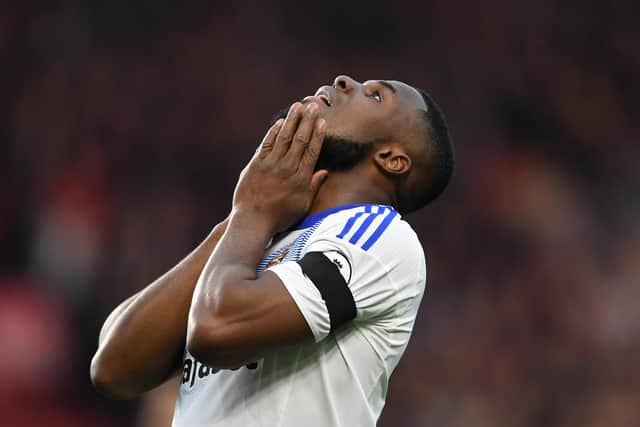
317, 93, 332, 107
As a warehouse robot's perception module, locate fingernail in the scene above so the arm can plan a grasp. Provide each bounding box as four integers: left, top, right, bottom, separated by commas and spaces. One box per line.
317, 119, 326, 130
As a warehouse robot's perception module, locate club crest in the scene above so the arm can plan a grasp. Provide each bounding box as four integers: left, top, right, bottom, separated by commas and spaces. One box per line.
265, 242, 295, 269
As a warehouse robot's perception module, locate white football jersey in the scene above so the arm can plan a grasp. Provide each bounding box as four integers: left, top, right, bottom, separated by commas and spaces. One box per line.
172, 204, 427, 427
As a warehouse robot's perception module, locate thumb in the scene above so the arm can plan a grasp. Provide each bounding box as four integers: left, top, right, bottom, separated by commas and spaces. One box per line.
309, 169, 328, 197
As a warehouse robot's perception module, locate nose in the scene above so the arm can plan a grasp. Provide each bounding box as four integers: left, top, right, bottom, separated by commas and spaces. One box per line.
333, 75, 358, 92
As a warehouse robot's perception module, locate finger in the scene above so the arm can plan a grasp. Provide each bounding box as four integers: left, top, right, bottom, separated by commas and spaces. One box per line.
284, 103, 319, 165
300, 118, 327, 173
258, 119, 284, 158
272, 103, 303, 159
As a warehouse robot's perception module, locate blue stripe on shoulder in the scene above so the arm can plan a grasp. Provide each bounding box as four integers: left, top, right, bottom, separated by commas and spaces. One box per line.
348, 206, 387, 245
292, 203, 373, 230
361, 208, 398, 251
336, 205, 372, 239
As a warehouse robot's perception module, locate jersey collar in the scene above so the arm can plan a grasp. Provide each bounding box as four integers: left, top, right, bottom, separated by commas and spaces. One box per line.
290, 203, 396, 231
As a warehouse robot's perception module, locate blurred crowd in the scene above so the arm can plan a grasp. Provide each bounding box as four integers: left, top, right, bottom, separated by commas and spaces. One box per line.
1, 1, 638, 426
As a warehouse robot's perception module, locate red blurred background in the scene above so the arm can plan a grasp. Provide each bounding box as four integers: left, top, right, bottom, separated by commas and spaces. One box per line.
1, 1, 639, 426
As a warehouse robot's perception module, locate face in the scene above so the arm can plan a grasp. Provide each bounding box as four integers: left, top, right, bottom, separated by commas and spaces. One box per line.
271, 75, 429, 172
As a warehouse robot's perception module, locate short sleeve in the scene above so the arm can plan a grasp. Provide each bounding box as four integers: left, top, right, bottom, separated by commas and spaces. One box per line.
301, 237, 401, 323
268, 211, 425, 341
268, 262, 331, 342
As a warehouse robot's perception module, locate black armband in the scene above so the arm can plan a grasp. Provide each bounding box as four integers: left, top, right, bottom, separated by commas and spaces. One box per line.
298, 251, 356, 332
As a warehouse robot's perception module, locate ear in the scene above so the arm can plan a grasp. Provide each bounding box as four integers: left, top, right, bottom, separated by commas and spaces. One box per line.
373, 145, 411, 176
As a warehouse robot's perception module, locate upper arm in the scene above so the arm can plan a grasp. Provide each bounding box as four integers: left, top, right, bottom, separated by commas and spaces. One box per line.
186, 270, 314, 367
280, 218, 426, 328
186, 248, 356, 367
187, 214, 425, 368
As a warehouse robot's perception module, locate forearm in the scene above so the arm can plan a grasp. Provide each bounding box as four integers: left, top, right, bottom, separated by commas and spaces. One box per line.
186, 102, 326, 366
187, 210, 275, 363
199, 210, 272, 293
98, 293, 138, 345
91, 218, 228, 399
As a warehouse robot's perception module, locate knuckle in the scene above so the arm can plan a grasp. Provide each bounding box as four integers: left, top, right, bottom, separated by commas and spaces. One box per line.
277, 130, 292, 141
293, 134, 308, 145
260, 140, 273, 150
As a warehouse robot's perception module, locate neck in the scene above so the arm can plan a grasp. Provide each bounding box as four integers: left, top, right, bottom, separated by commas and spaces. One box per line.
308, 166, 396, 215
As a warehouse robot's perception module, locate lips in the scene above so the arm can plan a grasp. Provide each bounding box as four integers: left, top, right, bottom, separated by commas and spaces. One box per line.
314, 87, 334, 107
317, 93, 331, 107
301, 86, 335, 108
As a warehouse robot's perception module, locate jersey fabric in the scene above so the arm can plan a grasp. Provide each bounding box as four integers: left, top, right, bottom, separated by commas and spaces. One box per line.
172, 203, 427, 427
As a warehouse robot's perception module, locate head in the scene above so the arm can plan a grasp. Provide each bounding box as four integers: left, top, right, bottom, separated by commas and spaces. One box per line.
271, 75, 454, 214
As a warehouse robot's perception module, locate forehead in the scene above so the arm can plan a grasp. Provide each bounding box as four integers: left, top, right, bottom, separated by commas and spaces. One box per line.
370, 80, 428, 142
393, 80, 427, 111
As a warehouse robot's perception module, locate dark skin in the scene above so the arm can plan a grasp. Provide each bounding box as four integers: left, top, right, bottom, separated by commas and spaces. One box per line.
91, 219, 229, 399
90, 75, 430, 398
302, 75, 430, 214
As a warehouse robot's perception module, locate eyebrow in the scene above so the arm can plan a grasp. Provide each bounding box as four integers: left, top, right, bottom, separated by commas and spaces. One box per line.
378, 80, 397, 94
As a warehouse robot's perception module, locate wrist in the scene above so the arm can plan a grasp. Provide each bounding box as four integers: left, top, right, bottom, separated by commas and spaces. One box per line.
229, 207, 277, 239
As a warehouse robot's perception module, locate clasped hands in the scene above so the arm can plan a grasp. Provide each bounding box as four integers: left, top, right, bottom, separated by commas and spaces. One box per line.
232, 102, 328, 233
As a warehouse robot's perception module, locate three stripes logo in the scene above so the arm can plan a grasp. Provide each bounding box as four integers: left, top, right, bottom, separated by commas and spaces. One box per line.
336, 205, 397, 251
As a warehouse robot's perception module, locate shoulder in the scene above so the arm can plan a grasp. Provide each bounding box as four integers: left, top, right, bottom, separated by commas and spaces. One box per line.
306, 205, 427, 298
272, 204, 427, 328
312, 205, 425, 266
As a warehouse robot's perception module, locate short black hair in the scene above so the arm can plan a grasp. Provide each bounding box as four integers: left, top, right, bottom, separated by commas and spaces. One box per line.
407, 89, 454, 212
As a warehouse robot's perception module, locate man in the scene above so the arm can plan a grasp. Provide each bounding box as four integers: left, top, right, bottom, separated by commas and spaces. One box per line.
91, 75, 453, 426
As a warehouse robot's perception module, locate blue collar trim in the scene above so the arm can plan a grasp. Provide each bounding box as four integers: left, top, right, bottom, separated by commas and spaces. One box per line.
290, 203, 395, 230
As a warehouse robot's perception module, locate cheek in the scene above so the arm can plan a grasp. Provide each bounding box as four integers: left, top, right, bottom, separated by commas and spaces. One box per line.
327, 105, 391, 141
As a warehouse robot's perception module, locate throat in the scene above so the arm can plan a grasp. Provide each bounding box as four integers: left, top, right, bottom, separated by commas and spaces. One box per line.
308, 169, 396, 215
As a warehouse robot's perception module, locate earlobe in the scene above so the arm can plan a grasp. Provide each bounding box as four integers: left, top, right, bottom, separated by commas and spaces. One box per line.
374, 147, 411, 175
